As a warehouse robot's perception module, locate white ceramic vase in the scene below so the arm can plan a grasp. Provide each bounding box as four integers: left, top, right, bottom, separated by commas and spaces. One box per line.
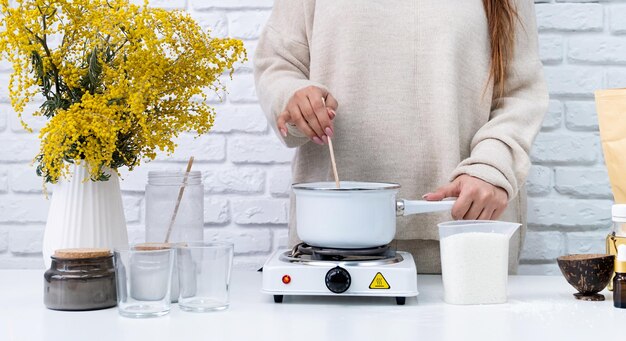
42, 163, 128, 268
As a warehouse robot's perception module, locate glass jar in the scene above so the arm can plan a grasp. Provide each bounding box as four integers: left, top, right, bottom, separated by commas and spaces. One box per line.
607, 204, 626, 291
114, 246, 175, 318
145, 171, 204, 244
44, 249, 117, 311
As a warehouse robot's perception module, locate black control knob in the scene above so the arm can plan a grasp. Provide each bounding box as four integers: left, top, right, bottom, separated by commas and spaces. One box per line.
325, 266, 351, 294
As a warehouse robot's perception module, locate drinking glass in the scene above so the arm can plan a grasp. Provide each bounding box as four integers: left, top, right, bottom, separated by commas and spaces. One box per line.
177, 242, 234, 312
114, 247, 175, 318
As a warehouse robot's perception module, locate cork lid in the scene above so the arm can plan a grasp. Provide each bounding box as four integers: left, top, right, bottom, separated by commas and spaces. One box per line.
53, 248, 112, 259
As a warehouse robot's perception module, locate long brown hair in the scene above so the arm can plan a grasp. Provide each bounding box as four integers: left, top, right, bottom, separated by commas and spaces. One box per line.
483, 0, 519, 98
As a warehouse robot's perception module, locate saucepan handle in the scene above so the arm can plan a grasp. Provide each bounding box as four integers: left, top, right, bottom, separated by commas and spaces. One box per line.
396, 199, 456, 216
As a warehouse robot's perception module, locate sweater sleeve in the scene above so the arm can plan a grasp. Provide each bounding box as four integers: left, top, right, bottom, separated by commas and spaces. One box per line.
254, 0, 325, 148
450, 0, 549, 200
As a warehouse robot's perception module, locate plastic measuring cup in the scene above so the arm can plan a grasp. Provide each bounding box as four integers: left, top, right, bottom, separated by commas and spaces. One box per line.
438, 220, 520, 305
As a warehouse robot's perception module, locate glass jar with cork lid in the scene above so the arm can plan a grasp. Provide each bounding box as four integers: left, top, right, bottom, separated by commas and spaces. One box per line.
44, 248, 117, 311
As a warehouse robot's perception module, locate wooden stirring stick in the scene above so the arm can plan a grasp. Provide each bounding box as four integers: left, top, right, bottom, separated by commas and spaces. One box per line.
328, 137, 340, 188
322, 97, 340, 188
164, 156, 195, 243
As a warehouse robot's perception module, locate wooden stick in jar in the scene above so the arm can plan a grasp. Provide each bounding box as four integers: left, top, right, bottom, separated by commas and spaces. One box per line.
164, 156, 194, 243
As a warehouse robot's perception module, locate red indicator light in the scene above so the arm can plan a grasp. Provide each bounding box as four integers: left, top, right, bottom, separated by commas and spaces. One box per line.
282, 275, 291, 284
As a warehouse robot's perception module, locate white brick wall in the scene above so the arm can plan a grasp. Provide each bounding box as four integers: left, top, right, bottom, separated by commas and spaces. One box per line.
525, 0, 626, 273
0, 0, 621, 274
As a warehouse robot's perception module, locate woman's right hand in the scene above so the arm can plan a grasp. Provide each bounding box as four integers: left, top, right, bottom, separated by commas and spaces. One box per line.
277, 86, 338, 145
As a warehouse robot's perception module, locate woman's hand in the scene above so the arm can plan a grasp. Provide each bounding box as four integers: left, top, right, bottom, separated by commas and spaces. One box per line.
277, 86, 338, 145
423, 175, 508, 220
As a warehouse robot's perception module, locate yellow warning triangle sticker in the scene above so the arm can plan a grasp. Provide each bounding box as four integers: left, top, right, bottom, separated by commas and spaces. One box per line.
369, 272, 390, 289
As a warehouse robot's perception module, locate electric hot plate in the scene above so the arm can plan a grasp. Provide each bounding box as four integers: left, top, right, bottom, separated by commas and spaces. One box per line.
261, 243, 419, 305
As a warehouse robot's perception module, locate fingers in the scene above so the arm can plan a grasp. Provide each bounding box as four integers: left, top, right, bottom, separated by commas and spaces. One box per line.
460, 187, 490, 220
491, 205, 507, 220
286, 103, 322, 145
451, 191, 473, 220
325, 93, 339, 111
445, 175, 508, 221
423, 182, 460, 201
477, 206, 496, 221
297, 99, 325, 141
279, 86, 339, 145
277, 111, 289, 137
465, 203, 497, 221
308, 94, 334, 138
327, 107, 336, 119
462, 201, 484, 220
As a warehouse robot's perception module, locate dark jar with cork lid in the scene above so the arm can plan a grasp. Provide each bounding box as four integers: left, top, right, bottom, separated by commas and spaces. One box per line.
44, 248, 117, 311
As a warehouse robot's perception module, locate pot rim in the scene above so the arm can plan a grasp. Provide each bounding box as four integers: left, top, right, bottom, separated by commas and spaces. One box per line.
292, 181, 401, 191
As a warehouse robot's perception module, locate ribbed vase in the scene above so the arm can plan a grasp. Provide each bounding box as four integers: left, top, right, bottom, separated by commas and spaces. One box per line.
42, 164, 128, 268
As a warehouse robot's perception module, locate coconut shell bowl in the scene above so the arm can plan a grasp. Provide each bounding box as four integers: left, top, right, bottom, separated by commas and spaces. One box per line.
556, 254, 615, 301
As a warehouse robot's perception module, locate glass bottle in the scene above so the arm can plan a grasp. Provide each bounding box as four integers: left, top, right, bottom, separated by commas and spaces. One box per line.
614, 244, 626, 309
145, 171, 204, 244
606, 204, 626, 291
615, 273, 626, 308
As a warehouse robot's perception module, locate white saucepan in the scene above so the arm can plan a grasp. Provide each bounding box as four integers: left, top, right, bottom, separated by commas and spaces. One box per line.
293, 181, 456, 249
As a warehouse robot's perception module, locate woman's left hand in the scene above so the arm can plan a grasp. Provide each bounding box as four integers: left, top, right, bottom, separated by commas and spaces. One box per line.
422, 175, 508, 220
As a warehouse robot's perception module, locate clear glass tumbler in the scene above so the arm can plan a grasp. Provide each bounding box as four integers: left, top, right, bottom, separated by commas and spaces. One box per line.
114, 247, 175, 318
145, 171, 204, 243
177, 242, 234, 312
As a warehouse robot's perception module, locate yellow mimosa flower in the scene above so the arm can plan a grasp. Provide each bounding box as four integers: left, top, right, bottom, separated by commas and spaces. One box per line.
0, 0, 246, 183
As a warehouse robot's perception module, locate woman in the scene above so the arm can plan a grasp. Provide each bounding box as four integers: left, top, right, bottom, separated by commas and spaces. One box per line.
254, 0, 548, 273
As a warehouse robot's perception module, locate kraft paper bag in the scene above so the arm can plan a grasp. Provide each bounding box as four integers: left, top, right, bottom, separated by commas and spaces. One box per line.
595, 88, 626, 203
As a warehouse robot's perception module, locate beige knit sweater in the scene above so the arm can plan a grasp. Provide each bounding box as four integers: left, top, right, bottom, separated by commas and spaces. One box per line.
254, 0, 548, 243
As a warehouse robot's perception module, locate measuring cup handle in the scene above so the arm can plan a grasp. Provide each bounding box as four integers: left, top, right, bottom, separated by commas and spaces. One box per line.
396, 199, 456, 216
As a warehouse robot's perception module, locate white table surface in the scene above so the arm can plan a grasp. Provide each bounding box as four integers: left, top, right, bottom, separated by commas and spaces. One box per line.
0, 270, 624, 341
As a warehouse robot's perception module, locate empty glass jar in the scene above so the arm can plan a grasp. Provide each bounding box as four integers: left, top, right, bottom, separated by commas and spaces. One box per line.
177, 242, 234, 312
145, 171, 204, 244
